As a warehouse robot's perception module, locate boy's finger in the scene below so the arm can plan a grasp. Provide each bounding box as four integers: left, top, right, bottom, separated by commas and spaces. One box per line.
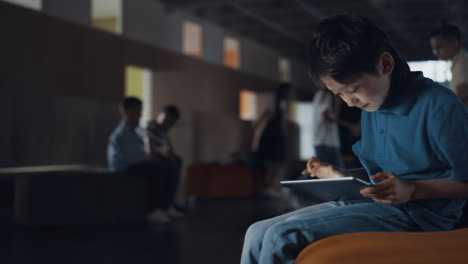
307, 162, 319, 174
374, 191, 396, 200
371, 172, 391, 181
372, 178, 393, 189
365, 185, 394, 197
373, 198, 394, 205
363, 184, 393, 196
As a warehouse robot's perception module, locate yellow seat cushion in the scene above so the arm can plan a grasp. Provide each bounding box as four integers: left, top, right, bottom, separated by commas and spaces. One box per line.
296, 228, 468, 264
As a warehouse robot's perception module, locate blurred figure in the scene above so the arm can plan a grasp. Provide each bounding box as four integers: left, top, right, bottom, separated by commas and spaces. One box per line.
457, 83, 468, 107
145, 105, 186, 213
108, 97, 147, 172
310, 89, 344, 168
107, 98, 183, 224
327, 101, 362, 169
251, 83, 292, 197
430, 24, 468, 96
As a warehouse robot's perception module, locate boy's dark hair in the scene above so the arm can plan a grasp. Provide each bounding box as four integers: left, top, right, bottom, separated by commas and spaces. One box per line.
430, 24, 461, 43
121, 97, 142, 112
308, 14, 409, 88
164, 105, 181, 120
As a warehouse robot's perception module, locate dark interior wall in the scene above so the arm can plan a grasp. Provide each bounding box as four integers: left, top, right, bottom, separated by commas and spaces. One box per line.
0, 3, 124, 167
0, 2, 278, 167
42, 0, 91, 27
0, 3, 124, 100
151, 69, 256, 165
0, 95, 119, 167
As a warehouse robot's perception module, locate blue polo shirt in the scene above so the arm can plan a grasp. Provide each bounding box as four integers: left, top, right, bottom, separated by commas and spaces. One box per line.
107, 121, 149, 172
353, 72, 468, 231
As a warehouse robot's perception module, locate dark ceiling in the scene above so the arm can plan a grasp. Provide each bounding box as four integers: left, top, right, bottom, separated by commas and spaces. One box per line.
162, 0, 468, 63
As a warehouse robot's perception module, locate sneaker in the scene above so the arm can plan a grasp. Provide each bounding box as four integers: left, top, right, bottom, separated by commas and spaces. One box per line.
167, 206, 185, 219
147, 209, 171, 224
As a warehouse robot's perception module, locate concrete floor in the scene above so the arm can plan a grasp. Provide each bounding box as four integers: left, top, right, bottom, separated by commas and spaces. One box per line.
0, 197, 293, 264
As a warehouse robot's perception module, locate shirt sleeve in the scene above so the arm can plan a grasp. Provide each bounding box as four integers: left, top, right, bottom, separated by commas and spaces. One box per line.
429, 102, 468, 182
352, 140, 362, 159
107, 136, 122, 171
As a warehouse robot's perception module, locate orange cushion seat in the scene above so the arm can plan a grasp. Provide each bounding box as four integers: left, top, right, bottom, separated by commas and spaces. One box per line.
296, 228, 468, 264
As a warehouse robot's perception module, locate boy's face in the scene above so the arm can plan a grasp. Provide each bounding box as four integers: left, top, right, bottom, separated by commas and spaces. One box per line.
320, 52, 393, 112
123, 106, 142, 126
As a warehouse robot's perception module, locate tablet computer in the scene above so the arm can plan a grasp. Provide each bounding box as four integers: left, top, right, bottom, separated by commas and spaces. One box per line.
280, 177, 373, 202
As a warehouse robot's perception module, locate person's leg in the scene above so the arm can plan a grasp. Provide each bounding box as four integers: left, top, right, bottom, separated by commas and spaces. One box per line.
172, 155, 183, 169
124, 161, 162, 212
170, 155, 188, 210
241, 200, 356, 264
126, 161, 176, 224
158, 156, 187, 218
151, 158, 173, 211
170, 155, 183, 199
150, 156, 184, 216
256, 201, 421, 264
145, 159, 176, 223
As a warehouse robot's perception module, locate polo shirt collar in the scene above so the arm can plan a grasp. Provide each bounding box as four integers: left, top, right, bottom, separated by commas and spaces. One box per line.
378, 72, 423, 116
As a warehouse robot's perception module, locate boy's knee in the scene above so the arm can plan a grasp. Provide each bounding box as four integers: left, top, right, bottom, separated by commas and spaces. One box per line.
264, 221, 309, 245
263, 222, 313, 259
246, 221, 262, 235
264, 222, 287, 240
246, 219, 271, 238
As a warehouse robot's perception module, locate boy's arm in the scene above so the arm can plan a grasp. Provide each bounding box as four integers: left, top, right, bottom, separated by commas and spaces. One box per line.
411, 178, 468, 200
361, 173, 468, 204
143, 135, 156, 156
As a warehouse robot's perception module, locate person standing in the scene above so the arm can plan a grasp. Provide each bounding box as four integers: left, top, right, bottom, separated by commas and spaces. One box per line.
430, 24, 468, 97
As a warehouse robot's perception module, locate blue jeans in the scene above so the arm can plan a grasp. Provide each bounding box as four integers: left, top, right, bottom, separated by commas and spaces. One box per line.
240, 200, 421, 264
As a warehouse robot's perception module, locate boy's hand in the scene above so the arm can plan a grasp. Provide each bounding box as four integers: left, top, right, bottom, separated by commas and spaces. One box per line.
360, 172, 416, 204
301, 156, 344, 179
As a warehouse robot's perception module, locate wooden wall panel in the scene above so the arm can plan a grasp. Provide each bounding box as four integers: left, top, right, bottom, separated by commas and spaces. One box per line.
0, 2, 279, 167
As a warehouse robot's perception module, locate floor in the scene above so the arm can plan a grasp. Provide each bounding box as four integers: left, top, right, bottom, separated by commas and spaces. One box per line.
0, 197, 294, 264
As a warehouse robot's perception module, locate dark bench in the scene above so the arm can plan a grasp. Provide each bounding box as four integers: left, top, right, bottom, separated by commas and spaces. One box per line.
0, 165, 148, 227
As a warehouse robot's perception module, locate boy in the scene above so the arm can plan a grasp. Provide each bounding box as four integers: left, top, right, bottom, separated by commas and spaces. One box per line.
145, 105, 186, 214
241, 15, 468, 264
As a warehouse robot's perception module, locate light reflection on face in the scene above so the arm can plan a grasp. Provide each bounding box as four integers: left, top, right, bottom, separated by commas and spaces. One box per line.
321, 73, 390, 112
